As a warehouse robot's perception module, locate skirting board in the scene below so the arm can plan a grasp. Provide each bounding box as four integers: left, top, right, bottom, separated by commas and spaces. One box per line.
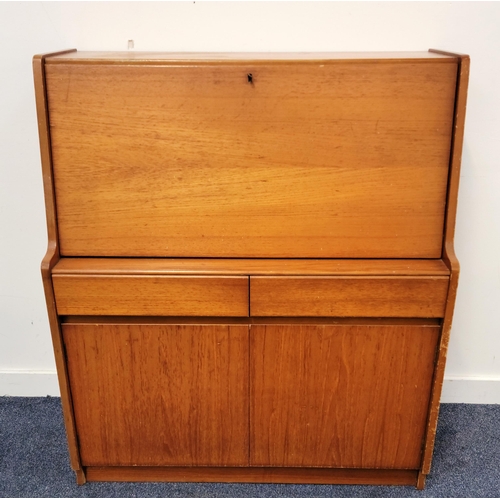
0, 370, 60, 397
1, 371, 499, 403
440, 377, 500, 404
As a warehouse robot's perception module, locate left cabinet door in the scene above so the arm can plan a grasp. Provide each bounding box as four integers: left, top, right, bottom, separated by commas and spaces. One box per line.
62, 323, 249, 466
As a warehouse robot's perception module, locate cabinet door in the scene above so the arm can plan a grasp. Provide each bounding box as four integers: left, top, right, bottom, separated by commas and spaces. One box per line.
63, 323, 249, 466
250, 323, 439, 469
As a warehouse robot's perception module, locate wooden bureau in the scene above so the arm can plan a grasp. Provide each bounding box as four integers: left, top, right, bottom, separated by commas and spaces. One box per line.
34, 50, 469, 489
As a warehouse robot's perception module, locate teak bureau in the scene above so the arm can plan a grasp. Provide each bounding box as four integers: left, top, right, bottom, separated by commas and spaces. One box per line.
34, 50, 469, 489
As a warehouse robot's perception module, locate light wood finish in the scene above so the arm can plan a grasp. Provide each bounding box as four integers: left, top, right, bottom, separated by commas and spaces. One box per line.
62, 316, 441, 327
46, 60, 456, 258
33, 49, 84, 481
53, 258, 450, 276
75, 469, 86, 486
250, 324, 440, 468
47, 51, 455, 63
53, 275, 249, 317
85, 466, 418, 485
417, 471, 427, 490
35, 50, 469, 488
250, 276, 449, 317
63, 323, 249, 466
421, 52, 470, 474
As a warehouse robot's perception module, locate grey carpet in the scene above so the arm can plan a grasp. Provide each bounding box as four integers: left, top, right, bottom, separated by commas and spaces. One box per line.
0, 397, 498, 497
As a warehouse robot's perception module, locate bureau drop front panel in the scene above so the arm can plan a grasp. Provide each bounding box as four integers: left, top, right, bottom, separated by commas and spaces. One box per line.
34, 50, 469, 489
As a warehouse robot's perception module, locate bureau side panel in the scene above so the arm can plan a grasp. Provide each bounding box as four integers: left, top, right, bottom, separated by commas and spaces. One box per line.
421, 52, 470, 476
33, 50, 85, 483
63, 323, 249, 466
46, 61, 457, 258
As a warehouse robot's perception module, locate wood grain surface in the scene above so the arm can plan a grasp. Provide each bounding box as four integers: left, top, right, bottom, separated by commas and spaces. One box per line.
63, 323, 249, 466
33, 49, 84, 482
417, 471, 427, 490
61, 316, 440, 326
35, 50, 468, 488
52, 258, 450, 276
46, 50, 456, 64
46, 60, 457, 258
85, 465, 418, 485
421, 52, 470, 475
53, 275, 249, 316
250, 323, 440, 468
250, 276, 449, 317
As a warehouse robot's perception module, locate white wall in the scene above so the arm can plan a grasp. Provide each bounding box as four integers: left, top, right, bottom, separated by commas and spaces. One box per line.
1, 1, 499, 403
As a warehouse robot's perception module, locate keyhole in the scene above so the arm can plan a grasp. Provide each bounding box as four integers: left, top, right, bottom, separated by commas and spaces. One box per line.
247, 73, 253, 84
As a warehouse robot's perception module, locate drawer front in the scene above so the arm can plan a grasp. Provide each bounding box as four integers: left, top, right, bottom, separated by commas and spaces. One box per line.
53, 275, 249, 317
250, 276, 449, 317
46, 61, 456, 258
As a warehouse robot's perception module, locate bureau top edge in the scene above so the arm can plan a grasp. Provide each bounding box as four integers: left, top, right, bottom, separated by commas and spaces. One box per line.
43, 50, 459, 65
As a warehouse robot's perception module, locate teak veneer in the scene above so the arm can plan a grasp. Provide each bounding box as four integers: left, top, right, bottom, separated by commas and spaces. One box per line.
34, 50, 469, 489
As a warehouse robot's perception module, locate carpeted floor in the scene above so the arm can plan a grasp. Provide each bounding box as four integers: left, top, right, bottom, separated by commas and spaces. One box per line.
0, 398, 498, 497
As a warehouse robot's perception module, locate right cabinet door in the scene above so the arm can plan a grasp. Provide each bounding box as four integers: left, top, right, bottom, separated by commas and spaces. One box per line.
250, 323, 439, 469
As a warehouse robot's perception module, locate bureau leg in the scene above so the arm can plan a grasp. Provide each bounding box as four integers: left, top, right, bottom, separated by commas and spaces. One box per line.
416, 471, 426, 490
75, 468, 87, 485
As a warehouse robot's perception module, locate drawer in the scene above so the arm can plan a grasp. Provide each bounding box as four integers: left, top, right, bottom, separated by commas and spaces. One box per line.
53, 275, 249, 317
250, 276, 449, 318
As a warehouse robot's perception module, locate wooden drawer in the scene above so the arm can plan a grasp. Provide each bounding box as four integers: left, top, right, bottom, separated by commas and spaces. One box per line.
250, 276, 449, 317
53, 275, 249, 317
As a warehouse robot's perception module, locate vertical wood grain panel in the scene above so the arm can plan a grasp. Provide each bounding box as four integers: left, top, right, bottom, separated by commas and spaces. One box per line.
63, 323, 249, 466
250, 324, 440, 468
